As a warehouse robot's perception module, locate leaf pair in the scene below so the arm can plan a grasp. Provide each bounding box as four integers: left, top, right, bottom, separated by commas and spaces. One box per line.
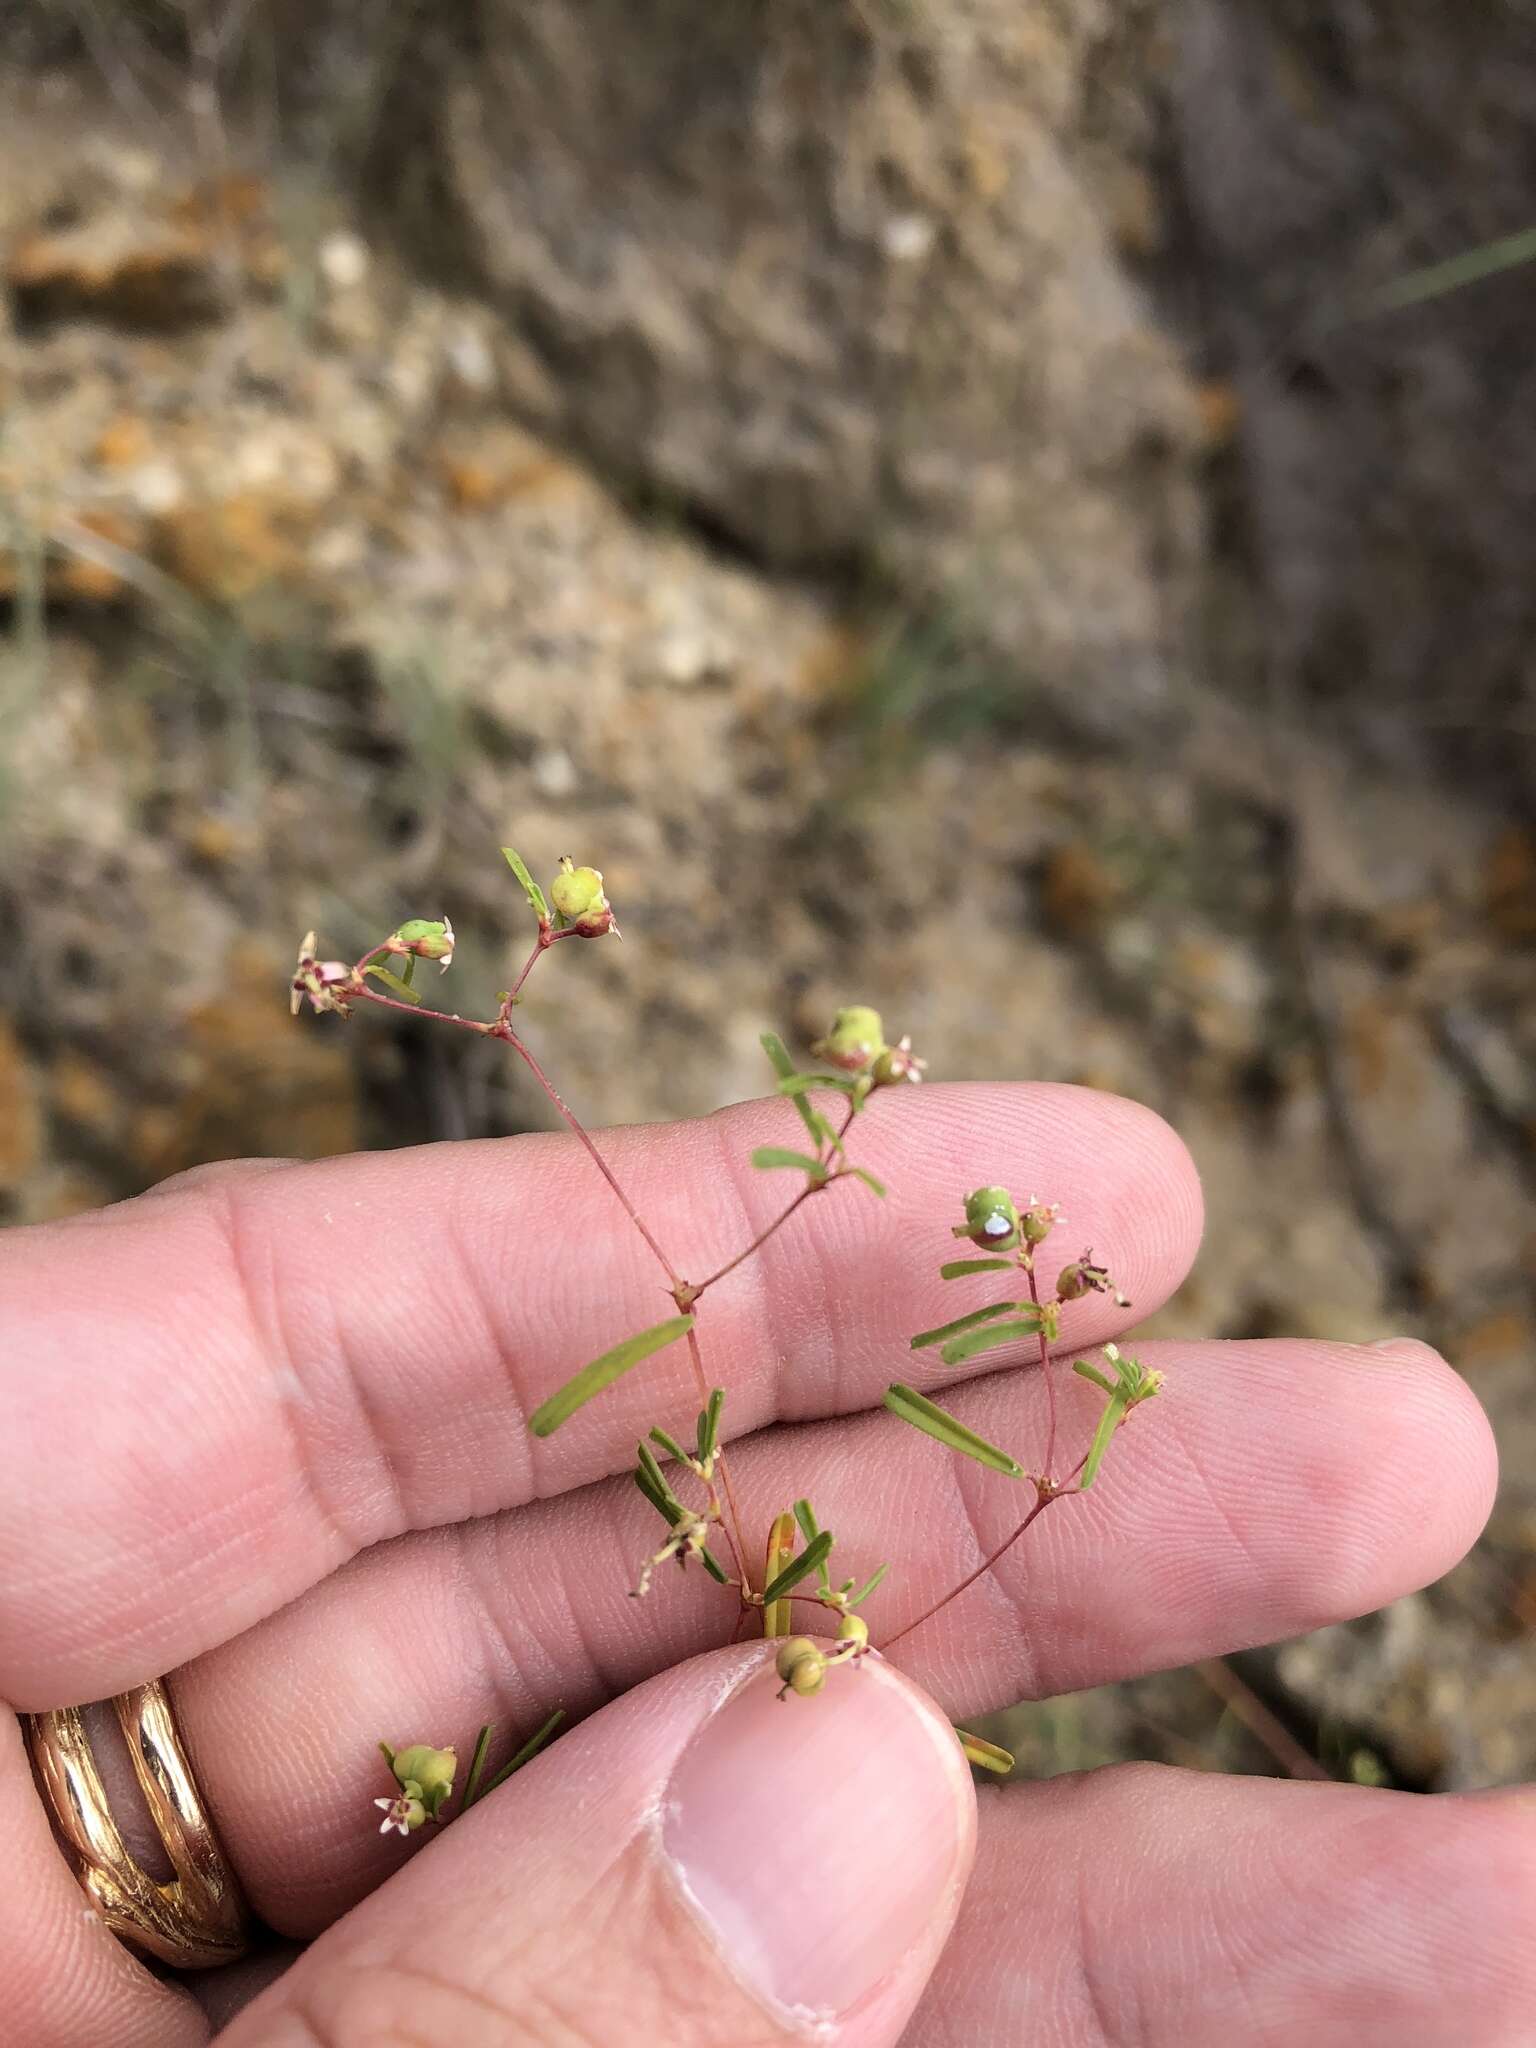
910, 1300, 1044, 1366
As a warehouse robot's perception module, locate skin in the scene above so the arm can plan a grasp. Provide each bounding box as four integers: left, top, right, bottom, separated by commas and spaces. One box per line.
3, 1081, 1531, 2045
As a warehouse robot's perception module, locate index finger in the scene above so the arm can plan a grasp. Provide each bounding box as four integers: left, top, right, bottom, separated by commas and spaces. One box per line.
2, 1081, 1200, 1705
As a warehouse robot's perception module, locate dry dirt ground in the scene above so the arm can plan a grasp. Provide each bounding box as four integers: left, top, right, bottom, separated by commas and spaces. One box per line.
2, 78, 1533, 1792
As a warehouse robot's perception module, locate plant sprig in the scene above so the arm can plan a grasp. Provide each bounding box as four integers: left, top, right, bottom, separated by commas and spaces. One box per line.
292, 844, 1162, 1840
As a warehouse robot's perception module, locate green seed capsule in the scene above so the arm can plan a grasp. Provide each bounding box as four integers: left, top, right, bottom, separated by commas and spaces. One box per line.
812, 1006, 886, 1074
960, 1185, 1021, 1251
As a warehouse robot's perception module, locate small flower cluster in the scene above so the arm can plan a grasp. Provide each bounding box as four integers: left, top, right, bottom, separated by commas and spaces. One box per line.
290, 932, 356, 1017
548, 858, 616, 939
374, 1742, 457, 1837
811, 1005, 926, 1090
890, 1181, 1159, 1494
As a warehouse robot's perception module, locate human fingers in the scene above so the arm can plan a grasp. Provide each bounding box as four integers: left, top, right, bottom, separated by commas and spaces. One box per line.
3, 1082, 1199, 1705
175, 1336, 1493, 1934
905, 1768, 1536, 2046
213, 1645, 975, 2048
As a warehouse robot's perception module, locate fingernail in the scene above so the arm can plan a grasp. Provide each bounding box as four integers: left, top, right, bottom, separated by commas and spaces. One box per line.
663, 1652, 972, 2026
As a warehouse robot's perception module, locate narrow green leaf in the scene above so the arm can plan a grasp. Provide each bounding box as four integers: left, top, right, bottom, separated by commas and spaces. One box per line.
844, 1561, 889, 1610
911, 1301, 1023, 1351
939, 1258, 1016, 1280
938, 1314, 1045, 1367
777, 1071, 858, 1098
1072, 1359, 1117, 1395
480, 1710, 565, 1798
399, 953, 417, 987
500, 845, 550, 925
646, 1426, 691, 1467
883, 1384, 1024, 1477
1079, 1390, 1128, 1490
762, 1032, 831, 1146
460, 1722, 494, 1810
848, 1166, 887, 1198
363, 962, 422, 1003
1370, 225, 1536, 314
696, 1387, 725, 1465
793, 1499, 832, 1588
529, 1315, 695, 1436
633, 1462, 679, 1523
636, 1438, 677, 1502
760, 1030, 795, 1080
957, 1729, 1015, 1775
750, 1146, 829, 1179
760, 1528, 835, 1608
699, 1545, 729, 1585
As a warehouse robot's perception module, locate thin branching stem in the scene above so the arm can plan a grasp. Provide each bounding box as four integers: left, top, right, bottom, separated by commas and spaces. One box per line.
501, 1027, 682, 1286
693, 1103, 860, 1300
1025, 1261, 1059, 1478
879, 1447, 1092, 1652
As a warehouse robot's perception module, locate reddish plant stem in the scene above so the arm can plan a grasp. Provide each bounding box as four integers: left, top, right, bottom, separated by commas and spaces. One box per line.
1025, 1261, 1059, 1478
495, 1007, 754, 1577
693, 1100, 860, 1301
506, 926, 578, 1005
879, 1495, 1054, 1652
351, 942, 884, 1606
690, 1331, 748, 1583
692, 1184, 825, 1298
351, 986, 491, 1033
879, 1447, 1092, 1653
500, 1027, 682, 1286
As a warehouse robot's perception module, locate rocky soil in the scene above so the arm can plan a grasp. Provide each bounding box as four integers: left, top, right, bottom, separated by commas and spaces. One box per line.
1, 33, 1532, 1789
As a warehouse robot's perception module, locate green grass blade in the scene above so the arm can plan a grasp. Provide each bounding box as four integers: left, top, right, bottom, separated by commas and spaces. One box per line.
1371, 226, 1536, 313
530, 1315, 695, 1436
460, 1722, 494, 1810
480, 1710, 565, 1798
883, 1384, 1023, 1477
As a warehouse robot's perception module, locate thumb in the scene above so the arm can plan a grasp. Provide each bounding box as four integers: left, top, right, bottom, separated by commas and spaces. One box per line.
219, 1642, 976, 2047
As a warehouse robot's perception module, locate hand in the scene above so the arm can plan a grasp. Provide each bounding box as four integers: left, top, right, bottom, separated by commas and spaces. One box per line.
5, 1084, 1527, 2045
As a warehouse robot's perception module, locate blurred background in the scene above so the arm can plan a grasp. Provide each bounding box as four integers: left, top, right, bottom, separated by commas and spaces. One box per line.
1, 3, 1532, 1789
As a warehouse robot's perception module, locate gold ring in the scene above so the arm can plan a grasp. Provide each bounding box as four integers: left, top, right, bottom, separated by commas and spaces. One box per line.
26, 1679, 251, 1969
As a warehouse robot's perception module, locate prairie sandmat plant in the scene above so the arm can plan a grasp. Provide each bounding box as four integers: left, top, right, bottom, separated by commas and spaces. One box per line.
292, 848, 1165, 1829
